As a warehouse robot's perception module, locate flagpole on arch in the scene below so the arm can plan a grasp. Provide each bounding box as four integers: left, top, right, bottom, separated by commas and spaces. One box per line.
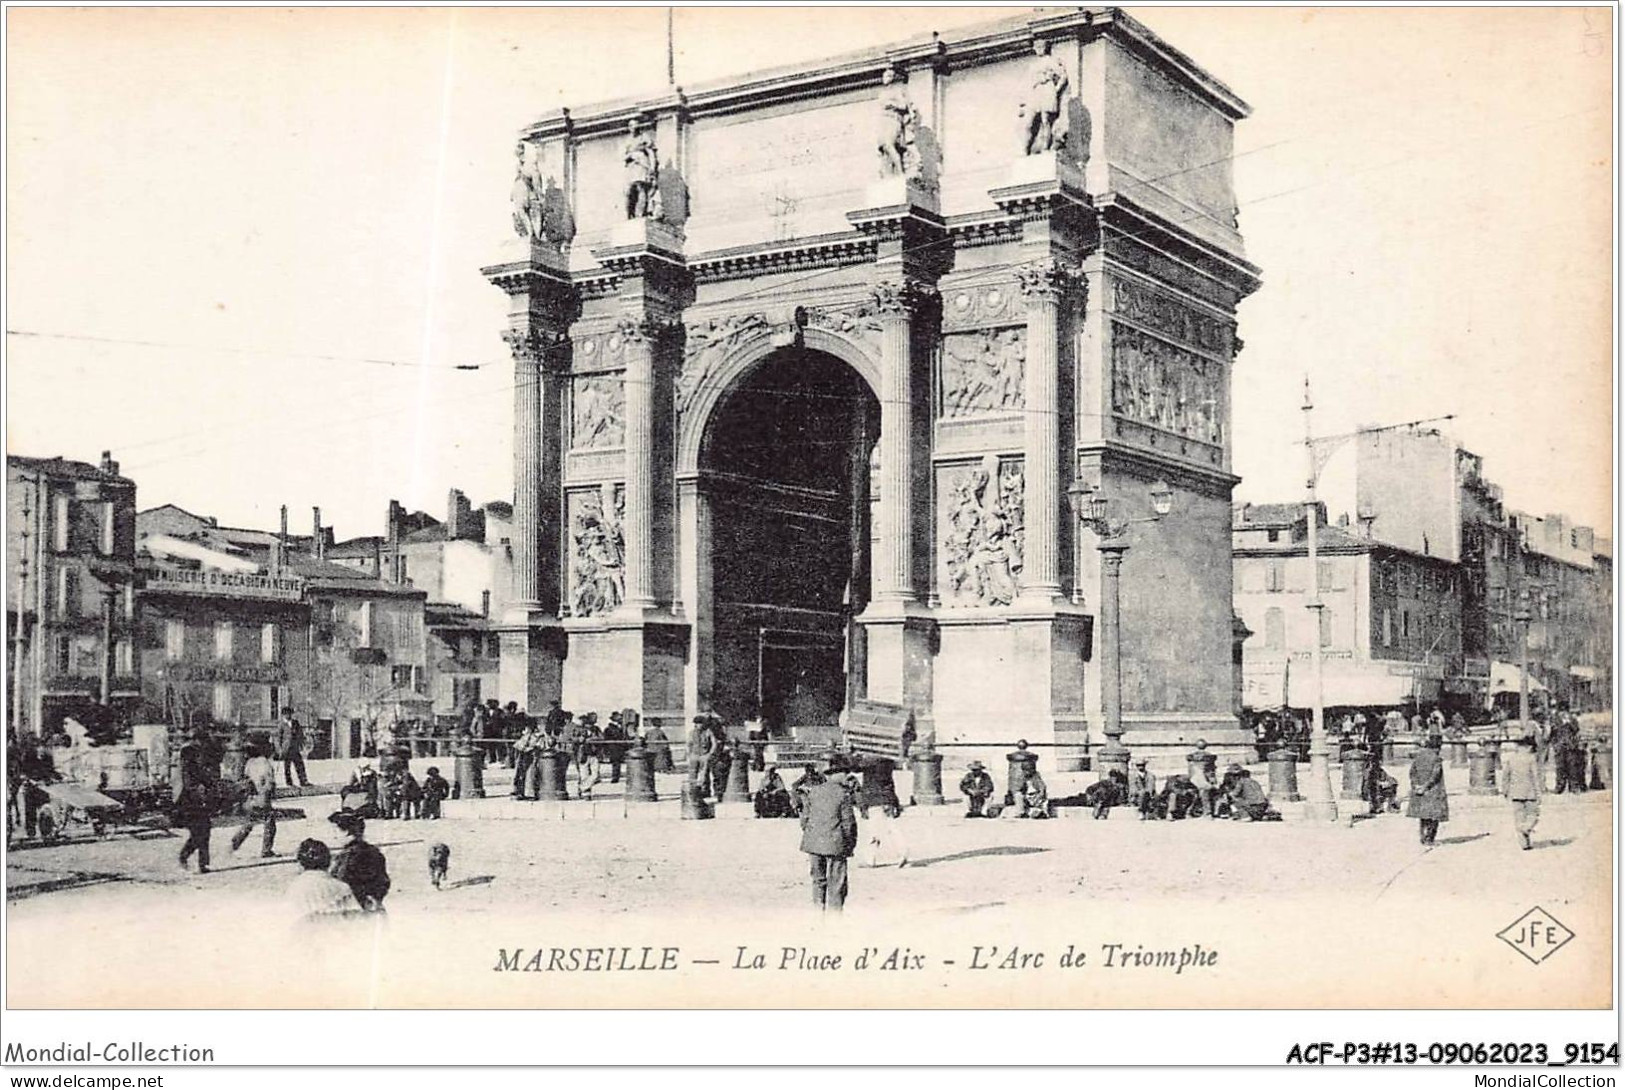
666, 7, 676, 88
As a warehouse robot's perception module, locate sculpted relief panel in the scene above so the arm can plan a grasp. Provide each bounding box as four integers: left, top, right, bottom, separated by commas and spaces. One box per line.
568, 484, 625, 618
941, 328, 1025, 419
1109, 324, 1224, 448
940, 456, 1025, 607
1110, 277, 1232, 355
570, 374, 625, 450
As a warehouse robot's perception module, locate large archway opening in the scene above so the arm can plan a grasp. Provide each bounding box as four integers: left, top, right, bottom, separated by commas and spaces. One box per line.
700, 347, 879, 736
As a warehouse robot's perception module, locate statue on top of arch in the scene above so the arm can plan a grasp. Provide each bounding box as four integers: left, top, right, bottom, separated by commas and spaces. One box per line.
510, 140, 573, 250
1019, 38, 1089, 166
875, 63, 919, 178
623, 117, 663, 221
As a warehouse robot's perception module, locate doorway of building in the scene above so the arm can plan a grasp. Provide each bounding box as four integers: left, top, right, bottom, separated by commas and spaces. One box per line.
701, 347, 879, 734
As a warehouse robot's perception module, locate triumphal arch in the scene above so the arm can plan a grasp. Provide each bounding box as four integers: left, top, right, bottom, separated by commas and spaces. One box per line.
483, 8, 1259, 764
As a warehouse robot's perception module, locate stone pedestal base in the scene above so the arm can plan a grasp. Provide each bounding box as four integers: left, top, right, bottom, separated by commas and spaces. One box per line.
562, 616, 689, 734
991, 151, 1087, 201
857, 605, 936, 738
858, 174, 940, 217
498, 612, 566, 716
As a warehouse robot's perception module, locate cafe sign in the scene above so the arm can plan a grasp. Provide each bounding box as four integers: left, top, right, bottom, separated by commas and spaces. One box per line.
146, 568, 305, 602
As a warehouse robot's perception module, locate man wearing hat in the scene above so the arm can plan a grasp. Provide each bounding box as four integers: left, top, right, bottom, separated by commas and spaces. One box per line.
958, 761, 995, 818
1406, 734, 1449, 846
1501, 732, 1543, 850
686, 715, 718, 797
1127, 758, 1158, 820
1224, 764, 1270, 822
602, 711, 627, 784
800, 753, 858, 911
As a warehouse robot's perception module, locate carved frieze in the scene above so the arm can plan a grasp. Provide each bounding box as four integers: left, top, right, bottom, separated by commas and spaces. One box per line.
940, 328, 1025, 419
570, 374, 626, 450
940, 455, 1025, 607
941, 282, 1018, 332
1110, 277, 1232, 356
679, 312, 772, 415
803, 302, 884, 339
568, 485, 625, 618
1109, 323, 1224, 448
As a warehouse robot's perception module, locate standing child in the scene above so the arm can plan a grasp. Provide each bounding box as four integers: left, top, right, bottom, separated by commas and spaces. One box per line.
401, 771, 423, 820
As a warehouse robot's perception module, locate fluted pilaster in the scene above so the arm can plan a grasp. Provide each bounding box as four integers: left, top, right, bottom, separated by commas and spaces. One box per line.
503, 327, 549, 608
1014, 259, 1078, 601
618, 318, 663, 611
870, 279, 934, 604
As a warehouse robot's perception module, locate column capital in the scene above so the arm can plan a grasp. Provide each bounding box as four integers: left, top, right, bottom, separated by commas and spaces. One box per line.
501, 327, 567, 367
869, 277, 939, 318
1015, 258, 1084, 302
615, 314, 683, 346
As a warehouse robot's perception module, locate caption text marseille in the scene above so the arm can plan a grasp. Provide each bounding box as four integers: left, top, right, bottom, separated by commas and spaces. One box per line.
494, 944, 1219, 975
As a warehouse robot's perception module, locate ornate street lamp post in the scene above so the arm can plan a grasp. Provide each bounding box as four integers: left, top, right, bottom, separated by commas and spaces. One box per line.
1067, 476, 1174, 781
1513, 593, 1532, 728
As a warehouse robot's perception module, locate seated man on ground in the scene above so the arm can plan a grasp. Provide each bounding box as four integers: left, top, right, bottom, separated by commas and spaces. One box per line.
1224, 764, 1274, 822
753, 765, 795, 819
1127, 758, 1158, 820
959, 761, 995, 818
1081, 770, 1126, 819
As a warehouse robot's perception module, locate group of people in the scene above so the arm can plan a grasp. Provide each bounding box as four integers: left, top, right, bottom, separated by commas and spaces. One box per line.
339, 763, 450, 821
510, 703, 670, 800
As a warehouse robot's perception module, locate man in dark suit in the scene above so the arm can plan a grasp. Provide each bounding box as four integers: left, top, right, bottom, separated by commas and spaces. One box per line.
274, 708, 309, 788
799, 755, 858, 912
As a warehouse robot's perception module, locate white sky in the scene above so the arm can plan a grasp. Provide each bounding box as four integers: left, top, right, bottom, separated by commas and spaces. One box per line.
5, 5, 1614, 540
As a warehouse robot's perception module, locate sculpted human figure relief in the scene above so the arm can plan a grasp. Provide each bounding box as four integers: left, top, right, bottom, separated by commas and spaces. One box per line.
571, 485, 625, 618
1020, 39, 1071, 156
875, 64, 918, 178
943, 456, 1025, 606
623, 117, 660, 221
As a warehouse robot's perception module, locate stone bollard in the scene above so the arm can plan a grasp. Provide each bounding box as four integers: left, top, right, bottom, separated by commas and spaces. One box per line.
221, 727, 248, 785
1339, 748, 1369, 801
453, 738, 485, 800
1468, 742, 1500, 795
624, 746, 658, 802
911, 749, 945, 805
680, 782, 712, 819
1268, 748, 1301, 802
1593, 742, 1612, 790
1096, 747, 1130, 785
1006, 747, 1038, 802
722, 743, 753, 803
535, 750, 570, 801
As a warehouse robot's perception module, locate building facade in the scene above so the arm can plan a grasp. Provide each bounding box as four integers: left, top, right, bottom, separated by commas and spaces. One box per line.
484, 9, 1260, 762
1234, 502, 1462, 712
136, 555, 312, 737
7, 453, 140, 737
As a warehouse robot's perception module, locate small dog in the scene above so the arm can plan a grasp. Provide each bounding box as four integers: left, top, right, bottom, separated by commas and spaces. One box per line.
428, 842, 451, 890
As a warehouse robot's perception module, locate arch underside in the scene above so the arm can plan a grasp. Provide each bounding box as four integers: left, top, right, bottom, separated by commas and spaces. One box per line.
696, 345, 879, 731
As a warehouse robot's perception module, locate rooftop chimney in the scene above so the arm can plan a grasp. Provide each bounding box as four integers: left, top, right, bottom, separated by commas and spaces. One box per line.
100, 450, 119, 476
273, 504, 289, 574
312, 506, 323, 560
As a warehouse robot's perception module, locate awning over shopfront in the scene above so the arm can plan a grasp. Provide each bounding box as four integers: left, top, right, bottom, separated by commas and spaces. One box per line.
1489, 661, 1549, 695
1287, 670, 1432, 708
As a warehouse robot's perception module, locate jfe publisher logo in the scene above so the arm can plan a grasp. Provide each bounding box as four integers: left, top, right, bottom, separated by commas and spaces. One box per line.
1497, 906, 1574, 965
